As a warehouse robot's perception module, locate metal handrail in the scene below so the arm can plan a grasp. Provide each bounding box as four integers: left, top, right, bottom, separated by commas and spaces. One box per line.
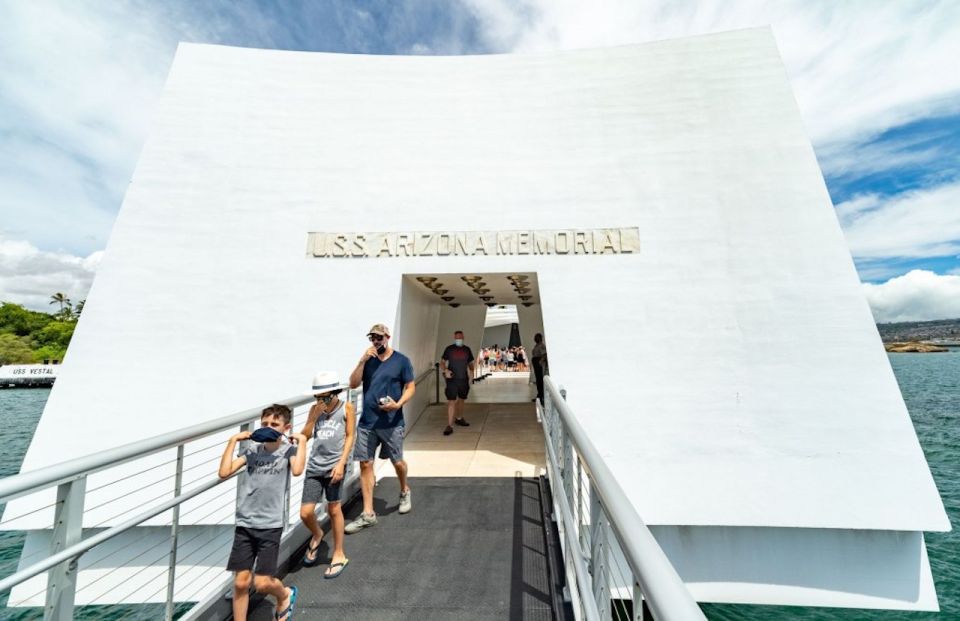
0, 361, 440, 504
0, 394, 313, 504
0, 363, 438, 618
542, 376, 705, 620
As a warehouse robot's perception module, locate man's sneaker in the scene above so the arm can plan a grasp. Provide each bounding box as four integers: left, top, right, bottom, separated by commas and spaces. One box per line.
344, 512, 377, 534
443, 425, 453, 436
454, 417, 470, 427
398, 489, 412, 514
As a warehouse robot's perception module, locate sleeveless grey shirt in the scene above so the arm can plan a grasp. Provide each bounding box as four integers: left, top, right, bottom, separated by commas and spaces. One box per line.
308, 400, 347, 474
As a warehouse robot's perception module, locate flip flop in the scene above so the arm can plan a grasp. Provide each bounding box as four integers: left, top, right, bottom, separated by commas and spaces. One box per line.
275, 585, 297, 621
302, 538, 322, 567
324, 559, 350, 579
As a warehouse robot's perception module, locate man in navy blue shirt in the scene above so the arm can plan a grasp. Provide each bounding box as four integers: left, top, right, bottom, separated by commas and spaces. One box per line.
346, 323, 415, 533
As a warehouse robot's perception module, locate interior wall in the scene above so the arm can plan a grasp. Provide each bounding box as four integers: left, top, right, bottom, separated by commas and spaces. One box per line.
517, 304, 546, 366
434, 304, 486, 362
395, 278, 441, 429
482, 323, 513, 348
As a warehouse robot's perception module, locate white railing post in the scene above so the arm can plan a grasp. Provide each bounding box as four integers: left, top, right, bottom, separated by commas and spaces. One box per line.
589, 492, 610, 619
165, 444, 185, 621
44, 476, 86, 621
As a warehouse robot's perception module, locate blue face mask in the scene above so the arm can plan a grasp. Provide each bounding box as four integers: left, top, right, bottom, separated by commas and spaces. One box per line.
251, 427, 283, 443
455, 339, 464, 347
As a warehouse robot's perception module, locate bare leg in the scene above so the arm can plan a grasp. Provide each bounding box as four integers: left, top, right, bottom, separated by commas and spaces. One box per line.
328, 501, 347, 563
253, 576, 291, 618
446, 399, 456, 426
233, 571, 252, 621
299, 503, 323, 561
456, 398, 465, 420
359, 460, 376, 515
393, 459, 409, 494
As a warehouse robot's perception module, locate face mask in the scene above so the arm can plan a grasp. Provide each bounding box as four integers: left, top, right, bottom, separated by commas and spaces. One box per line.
455, 339, 464, 347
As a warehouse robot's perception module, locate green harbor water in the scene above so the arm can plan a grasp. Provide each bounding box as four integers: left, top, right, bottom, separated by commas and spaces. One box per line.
0, 352, 957, 619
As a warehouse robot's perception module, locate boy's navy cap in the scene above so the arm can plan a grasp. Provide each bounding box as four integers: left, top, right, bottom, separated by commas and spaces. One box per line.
250, 427, 283, 443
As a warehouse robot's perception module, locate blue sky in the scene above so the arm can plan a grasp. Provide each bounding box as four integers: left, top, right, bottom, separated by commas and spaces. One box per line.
1, 0, 958, 321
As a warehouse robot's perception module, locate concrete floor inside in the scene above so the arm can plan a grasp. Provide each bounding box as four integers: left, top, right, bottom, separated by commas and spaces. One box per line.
383, 374, 547, 479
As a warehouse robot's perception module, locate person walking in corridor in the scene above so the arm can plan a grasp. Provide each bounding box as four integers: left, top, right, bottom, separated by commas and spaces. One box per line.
346, 324, 415, 534
440, 330, 475, 435
531, 333, 548, 405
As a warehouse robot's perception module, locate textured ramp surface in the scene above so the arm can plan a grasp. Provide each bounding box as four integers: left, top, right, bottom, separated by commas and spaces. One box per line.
252, 477, 555, 620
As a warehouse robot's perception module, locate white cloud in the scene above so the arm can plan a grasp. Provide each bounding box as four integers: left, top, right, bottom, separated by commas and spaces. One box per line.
466, 0, 960, 169
0, 237, 102, 312
837, 181, 960, 259
863, 270, 960, 323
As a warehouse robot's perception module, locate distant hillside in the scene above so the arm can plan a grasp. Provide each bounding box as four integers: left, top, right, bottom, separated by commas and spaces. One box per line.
876, 318, 960, 343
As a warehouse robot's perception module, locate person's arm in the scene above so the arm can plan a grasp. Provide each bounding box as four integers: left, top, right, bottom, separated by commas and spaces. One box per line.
380, 381, 416, 411
330, 402, 356, 484
350, 347, 376, 389
218, 432, 251, 479
289, 432, 308, 477
300, 402, 321, 440
440, 347, 451, 378
468, 349, 475, 378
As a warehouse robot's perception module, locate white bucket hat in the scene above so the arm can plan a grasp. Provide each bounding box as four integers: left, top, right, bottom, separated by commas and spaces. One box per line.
305, 371, 349, 396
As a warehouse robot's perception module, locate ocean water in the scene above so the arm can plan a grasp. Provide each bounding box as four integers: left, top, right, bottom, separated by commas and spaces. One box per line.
0, 353, 957, 619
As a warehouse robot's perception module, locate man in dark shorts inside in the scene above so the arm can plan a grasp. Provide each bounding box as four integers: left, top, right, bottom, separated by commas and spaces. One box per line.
440, 330, 475, 436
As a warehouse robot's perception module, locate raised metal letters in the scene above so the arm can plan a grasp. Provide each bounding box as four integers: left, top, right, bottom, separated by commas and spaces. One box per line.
306, 228, 639, 258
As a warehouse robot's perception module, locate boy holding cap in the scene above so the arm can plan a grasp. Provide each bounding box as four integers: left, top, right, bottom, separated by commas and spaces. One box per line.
346, 323, 415, 533
218, 404, 307, 621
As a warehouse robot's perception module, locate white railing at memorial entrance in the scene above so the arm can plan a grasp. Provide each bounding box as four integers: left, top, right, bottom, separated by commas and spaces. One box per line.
539, 376, 706, 621
0, 366, 703, 620
0, 365, 437, 621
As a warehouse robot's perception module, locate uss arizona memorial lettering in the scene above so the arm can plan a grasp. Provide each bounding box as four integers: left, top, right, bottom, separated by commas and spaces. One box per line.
307, 228, 640, 258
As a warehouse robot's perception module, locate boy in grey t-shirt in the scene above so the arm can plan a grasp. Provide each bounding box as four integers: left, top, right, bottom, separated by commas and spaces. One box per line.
299, 371, 356, 578
219, 404, 307, 621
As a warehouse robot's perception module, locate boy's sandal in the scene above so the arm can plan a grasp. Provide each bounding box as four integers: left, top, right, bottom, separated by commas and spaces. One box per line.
275, 585, 297, 621
324, 558, 350, 579
302, 538, 322, 567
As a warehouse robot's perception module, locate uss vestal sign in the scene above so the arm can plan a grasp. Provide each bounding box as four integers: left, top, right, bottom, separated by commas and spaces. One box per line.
307, 228, 640, 258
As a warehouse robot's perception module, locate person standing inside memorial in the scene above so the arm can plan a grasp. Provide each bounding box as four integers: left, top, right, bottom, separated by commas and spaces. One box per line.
531, 333, 548, 405
346, 324, 415, 534
440, 330, 475, 436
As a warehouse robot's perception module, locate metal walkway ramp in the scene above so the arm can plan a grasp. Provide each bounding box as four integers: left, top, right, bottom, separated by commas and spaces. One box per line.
244, 477, 563, 620
0, 374, 704, 620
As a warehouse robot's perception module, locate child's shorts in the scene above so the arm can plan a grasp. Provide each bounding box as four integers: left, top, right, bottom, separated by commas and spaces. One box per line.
301, 471, 343, 504
226, 526, 283, 576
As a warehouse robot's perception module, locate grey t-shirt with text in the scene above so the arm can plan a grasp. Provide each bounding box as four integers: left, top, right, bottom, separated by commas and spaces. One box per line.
235, 442, 297, 529
308, 400, 347, 474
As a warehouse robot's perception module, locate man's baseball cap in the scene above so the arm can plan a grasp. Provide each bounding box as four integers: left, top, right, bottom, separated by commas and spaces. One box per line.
367, 323, 390, 337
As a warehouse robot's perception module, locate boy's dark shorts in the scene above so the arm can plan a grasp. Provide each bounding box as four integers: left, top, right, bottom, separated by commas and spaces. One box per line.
301, 471, 342, 504
445, 378, 470, 400
227, 526, 283, 576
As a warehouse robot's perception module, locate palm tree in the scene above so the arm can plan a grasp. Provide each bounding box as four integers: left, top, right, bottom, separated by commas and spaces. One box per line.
74, 299, 85, 317
50, 292, 70, 313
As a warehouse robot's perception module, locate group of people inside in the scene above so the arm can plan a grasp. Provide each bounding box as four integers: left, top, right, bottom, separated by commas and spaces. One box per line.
477, 344, 528, 373
217, 323, 546, 620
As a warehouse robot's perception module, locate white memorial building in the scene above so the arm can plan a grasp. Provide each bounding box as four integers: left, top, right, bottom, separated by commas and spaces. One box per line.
4, 27, 949, 613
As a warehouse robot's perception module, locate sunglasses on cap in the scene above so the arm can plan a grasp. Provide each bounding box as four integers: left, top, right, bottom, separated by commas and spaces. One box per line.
368, 334, 386, 342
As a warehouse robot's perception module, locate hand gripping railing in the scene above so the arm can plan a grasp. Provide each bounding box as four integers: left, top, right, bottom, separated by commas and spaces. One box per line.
539, 376, 706, 621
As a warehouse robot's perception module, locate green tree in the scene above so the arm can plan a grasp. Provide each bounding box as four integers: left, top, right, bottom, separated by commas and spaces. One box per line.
49, 292, 70, 313
0, 333, 34, 365
33, 321, 75, 351
74, 299, 85, 318
0, 303, 52, 336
